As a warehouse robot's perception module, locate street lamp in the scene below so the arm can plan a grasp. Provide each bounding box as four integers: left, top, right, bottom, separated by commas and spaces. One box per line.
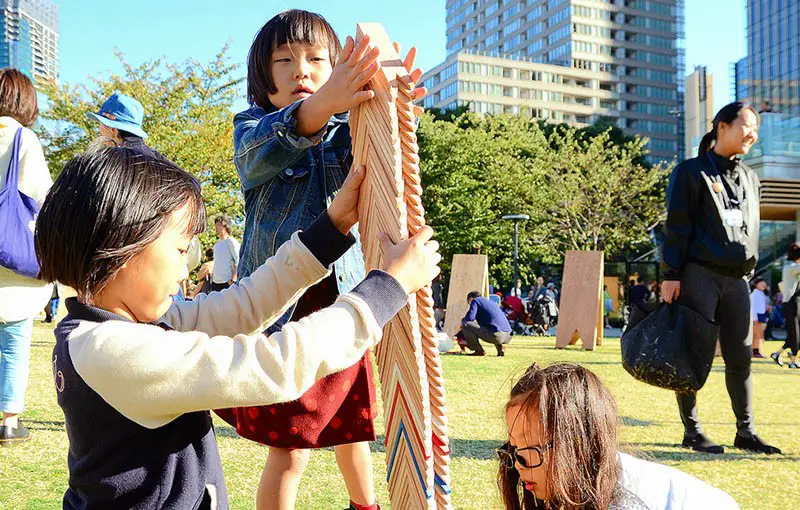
502, 214, 530, 290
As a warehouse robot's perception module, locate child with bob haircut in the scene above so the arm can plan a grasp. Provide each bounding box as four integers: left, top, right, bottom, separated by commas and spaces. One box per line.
222, 9, 426, 510
499, 363, 739, 509
35, 147, 440, 509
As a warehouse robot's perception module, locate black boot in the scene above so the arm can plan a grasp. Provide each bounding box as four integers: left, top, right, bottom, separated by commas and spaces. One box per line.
734, 434, 781, 454
681, 433, 724, 454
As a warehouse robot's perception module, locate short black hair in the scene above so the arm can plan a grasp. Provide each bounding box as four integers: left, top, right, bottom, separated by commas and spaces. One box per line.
467, 291, 481, 300
247, 9, 342, 109
205, 248, 214, 260
35, 147, 206, 303
788, 242, 800, 262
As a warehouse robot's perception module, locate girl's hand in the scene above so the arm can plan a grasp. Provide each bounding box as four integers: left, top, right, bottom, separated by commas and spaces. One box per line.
379, 227, 441, 294
316, 35, 381, 115
393, 42, 427, 117
327, 165, 366, 235
662, 280, 681, 303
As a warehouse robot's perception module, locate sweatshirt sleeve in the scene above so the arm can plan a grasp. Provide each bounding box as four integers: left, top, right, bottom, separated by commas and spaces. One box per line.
162, 212, 353, 337
18, 128, 52, 205
67, 289, 384, 429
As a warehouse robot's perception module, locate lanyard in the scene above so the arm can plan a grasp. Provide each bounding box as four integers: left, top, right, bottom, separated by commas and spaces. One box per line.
706, 154, 744, 210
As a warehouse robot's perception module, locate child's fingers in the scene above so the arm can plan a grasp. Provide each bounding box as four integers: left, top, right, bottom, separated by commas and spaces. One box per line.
351, 89, 376, 105
356, 61, 381, 88
348, 34, 371, 67
344, 164, 366, 189
413, 105, 424, 116
354, 46, 380, 75
403, 47, 417, 72
412, 86, 427, 100
339, 36, 355, 64
411, 225, 434, 245
410, 68, 423, 83
393, 41, 402, 56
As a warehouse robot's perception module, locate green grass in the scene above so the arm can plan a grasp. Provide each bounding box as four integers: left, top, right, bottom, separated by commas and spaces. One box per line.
1, 322, 798, 509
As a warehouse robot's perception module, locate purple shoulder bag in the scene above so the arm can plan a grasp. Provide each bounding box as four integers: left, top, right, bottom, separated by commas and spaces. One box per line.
0, 128, 41, 278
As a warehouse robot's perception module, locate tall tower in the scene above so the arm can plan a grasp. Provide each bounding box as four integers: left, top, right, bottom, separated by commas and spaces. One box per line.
684, 66, 713, 159
736, 0, 799, 114
0, 0, 58, 84
431, 0, 684, 161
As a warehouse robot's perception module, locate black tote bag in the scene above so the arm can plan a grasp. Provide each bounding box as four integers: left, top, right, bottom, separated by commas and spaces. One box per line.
621, 302, 719, 392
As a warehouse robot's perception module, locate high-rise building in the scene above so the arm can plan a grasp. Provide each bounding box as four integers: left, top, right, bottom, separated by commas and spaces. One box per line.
734, 0, 799, 114
684, 65, 713, 159
424, 0, 684, 161
0, 0, 58, 84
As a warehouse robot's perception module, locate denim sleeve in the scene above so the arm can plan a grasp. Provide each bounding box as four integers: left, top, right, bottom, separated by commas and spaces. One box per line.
233, 100, 328, 191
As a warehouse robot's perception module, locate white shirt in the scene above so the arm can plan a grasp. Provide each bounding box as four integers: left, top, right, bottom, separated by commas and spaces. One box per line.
615, 452, 738, 509
212, 236, 240, 284
0, 117, 53, 322
750, 288, 768, 320
782, 261, 800, 298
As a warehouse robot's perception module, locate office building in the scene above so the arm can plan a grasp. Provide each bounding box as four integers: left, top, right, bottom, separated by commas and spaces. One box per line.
734, 0, 799, 114
684, 65, 713, 159
0, 0, 58, 83
425, 0, 684, 161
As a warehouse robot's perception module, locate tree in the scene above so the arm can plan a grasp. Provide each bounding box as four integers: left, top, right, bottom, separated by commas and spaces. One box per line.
36, 48, 245, 247
417, 111, 670, 287
531, 127, 670, 258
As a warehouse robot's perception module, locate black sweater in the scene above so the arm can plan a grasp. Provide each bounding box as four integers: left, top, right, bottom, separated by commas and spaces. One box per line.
661, 151, 760, 280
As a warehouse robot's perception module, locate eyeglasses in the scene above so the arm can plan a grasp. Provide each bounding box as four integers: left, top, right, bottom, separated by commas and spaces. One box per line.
496, 441, 552, 469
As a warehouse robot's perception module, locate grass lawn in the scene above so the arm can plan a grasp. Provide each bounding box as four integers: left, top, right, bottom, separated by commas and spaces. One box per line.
1, 321, 798, 509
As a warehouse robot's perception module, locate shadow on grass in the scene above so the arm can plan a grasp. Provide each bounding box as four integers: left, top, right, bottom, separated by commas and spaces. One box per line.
621, 416, 656, 427
634, 448, 799, 462
372, 435, 502, 460
26, 419, 66, 431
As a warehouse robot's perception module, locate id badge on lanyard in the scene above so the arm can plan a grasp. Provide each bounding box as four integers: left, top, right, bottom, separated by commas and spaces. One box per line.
707, 154, 745, 229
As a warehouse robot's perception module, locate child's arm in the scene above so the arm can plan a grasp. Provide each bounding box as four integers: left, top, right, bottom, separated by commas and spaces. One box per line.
163, 211, 352, 337
66, 269, 408, 429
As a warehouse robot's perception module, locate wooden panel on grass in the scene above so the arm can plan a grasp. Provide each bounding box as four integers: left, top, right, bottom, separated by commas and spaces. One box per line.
556, 251, 604, 350
443, 254, 489, 338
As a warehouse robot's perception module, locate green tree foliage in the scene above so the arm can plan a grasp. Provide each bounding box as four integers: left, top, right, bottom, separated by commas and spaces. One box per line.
36, 49, 244, 247
417, 112, 670, 286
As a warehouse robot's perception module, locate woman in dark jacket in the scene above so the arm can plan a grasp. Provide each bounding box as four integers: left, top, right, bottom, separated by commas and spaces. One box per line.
661, 102, 780, 455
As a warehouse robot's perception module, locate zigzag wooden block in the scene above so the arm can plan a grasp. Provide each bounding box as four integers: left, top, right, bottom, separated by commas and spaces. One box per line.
352, 22, 452, 510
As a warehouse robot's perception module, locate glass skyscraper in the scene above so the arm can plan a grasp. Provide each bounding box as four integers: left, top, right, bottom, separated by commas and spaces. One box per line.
426, 0, 685, 161
0, 0, 58, 83
735, 0, 799, 113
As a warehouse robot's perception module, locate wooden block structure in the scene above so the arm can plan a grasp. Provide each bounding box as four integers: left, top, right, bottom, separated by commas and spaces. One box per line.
555, 251, 604, 350
443, 255, 490, 338
350, 23, 452, 510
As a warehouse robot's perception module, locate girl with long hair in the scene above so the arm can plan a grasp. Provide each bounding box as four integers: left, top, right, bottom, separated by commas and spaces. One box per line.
498, 363, 738, 509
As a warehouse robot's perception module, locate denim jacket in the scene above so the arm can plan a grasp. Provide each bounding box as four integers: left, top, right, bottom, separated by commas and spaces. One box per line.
233, 100, 365, 328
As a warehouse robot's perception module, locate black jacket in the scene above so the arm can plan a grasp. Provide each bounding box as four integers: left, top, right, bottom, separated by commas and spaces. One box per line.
661, 152, 760, 280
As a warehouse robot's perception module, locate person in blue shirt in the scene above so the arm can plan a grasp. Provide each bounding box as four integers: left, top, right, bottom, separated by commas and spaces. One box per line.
461, 291, 512, 357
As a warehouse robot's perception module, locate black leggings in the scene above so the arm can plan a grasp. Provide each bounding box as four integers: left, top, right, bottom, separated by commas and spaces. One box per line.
782, 300, 799, 356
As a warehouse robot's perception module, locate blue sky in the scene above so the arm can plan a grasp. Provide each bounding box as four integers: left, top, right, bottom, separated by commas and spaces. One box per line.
55, 0, 744, 113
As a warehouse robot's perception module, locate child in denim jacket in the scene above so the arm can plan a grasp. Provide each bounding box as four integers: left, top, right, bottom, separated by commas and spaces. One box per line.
219, 9, 426, 510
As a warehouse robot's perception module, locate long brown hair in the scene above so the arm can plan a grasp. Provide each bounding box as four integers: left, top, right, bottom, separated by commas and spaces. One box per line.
498, 363, 621, 510
0, 68, 38, 127
698, 102, 759, 157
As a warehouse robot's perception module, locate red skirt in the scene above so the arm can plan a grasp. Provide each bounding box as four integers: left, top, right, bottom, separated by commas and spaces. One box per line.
215, 275, 377, 448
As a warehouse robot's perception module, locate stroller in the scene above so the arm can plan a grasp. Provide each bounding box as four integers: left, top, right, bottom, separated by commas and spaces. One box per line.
527, 295, 551, 336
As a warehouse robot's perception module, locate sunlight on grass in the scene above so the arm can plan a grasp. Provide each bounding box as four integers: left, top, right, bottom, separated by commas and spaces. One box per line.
2, 323, 796, 509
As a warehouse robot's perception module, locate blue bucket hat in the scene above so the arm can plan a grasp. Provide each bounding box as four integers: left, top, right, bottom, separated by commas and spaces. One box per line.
87, 91, 148, 139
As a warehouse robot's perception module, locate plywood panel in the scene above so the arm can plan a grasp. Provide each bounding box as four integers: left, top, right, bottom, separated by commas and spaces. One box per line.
556, 251, 604, 350
443, 254, 489, 338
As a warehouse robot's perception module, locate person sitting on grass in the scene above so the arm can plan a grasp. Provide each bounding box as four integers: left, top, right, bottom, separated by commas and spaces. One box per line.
498, 362, 739, 509
460, 291, 512, 357
33, 147, 440, 509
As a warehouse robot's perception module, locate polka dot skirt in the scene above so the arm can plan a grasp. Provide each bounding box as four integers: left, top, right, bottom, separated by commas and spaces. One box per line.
215, 275, 377, 448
